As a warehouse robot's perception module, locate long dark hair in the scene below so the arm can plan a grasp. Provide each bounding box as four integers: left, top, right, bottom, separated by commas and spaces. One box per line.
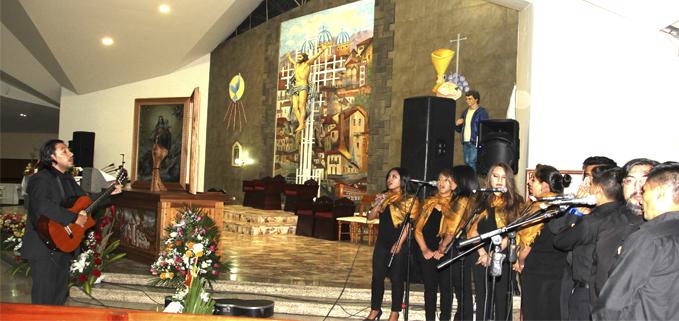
534, 164, 572, 194
451, 165, 478, 199
383, 167, 412, 194
39, 139, 65, 169
481, 162, 524, 223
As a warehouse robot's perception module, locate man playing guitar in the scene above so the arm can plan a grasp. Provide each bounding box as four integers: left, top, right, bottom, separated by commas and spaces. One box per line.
21, 139, 122, 305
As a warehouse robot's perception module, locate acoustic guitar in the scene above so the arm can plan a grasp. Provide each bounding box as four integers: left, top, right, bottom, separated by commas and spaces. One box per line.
37, 169, 127, 252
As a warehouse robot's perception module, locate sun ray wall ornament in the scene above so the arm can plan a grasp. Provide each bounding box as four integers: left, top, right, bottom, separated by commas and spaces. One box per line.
223, 73, 247, 131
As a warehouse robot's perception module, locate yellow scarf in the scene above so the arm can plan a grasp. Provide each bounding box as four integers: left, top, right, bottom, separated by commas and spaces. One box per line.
415, 192, 454, 238
516, 192, 556, 250
378, 190, 420, 227
467, 194, 510, 238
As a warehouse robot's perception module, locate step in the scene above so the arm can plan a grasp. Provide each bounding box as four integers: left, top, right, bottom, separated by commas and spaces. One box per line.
223, 205, 298, 236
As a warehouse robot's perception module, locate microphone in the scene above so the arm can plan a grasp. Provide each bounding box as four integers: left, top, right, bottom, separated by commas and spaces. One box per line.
410, 179, 437, 187
473, 187, 507, 193
536, 193, 575, 201
547, 195, 597, 206
372, 194, 386, 208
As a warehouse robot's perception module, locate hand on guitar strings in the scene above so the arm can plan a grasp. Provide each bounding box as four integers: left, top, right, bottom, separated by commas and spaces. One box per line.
75, 210, 88, 228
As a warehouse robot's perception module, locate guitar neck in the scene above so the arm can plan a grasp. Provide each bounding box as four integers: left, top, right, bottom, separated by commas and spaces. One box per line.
84, 183, 117, 215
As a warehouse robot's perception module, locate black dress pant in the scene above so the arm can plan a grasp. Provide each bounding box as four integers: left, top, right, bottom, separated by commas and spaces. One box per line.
28, 251, 71, 305
450, 252, 474, 321
371, 244, 408, 312
568, 286, 591, 321
521, 272, 563, 321
471, 251, 510, 321
417, 248, 452, 321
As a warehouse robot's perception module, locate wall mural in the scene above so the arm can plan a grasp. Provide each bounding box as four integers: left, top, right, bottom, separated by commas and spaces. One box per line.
275, 0, 375, 200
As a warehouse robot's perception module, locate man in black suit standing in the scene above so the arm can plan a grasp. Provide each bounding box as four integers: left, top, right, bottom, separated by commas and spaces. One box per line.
21, 139, 121, 305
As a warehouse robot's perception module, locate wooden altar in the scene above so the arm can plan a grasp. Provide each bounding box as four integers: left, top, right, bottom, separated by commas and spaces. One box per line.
109, 188, 229, 265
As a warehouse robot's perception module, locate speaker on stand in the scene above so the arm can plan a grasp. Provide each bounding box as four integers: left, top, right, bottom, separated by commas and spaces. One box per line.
476, 119, 520, 175
400, 96, 456, 198
71, 131, 95, 168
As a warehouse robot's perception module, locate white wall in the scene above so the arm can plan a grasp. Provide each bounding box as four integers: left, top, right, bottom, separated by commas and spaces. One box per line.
59, 54, 210, 191
524, 0, 679, 171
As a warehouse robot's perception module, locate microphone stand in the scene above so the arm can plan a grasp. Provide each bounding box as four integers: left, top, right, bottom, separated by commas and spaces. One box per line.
486, 235, 505, 321
455, 206, 567, 321
437, 190, 492, 320
459, 206, 569, 249
388, 183, 423, 321
506, 231, 519, 321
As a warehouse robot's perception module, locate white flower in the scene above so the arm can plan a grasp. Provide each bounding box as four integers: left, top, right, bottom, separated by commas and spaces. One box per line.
72, 258, 86, 273
164, 301, 183, 313
196, 235, 203, 241
200, 291, 210, 302
192, 243, 204, 253
201, 262, 209, 269
170, 232, 177, 238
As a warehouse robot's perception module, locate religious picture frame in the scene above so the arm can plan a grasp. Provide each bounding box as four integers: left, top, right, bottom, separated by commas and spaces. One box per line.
524, 169, 584, 203
131, 97, 192, 190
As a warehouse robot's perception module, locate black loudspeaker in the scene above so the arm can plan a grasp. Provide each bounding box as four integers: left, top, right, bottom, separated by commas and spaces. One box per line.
400, 96, 456, 198
477, 119, 520, 175
71, 131, 95, 168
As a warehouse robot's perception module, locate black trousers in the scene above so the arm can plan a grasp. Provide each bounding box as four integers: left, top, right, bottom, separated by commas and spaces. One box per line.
28, 251, 71, 305
417, 249, 452, 321
568, 286, 591, 321
471, 253, 510, 321
521, 272, 563, 321
450, 252, 474, 321
561, 266, 574, 320
371, 244, 408, 312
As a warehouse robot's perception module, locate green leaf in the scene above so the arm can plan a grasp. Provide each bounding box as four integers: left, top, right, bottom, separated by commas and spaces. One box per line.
84, 281, 92, 296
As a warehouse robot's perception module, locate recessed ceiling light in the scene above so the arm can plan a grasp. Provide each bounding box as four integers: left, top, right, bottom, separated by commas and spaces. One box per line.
102, 38, 113, 45
160, 5, 169, 12
19, 113, 27, 117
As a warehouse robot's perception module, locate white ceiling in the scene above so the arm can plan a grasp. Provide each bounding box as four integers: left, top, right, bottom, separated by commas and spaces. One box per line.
0, 0, 262, 133
1, 0, 676, 133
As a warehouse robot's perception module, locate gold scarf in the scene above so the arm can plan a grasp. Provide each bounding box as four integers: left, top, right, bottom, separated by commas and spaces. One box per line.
378, 190, 420, 227
516, 192, 556, 250
415, 192, 454, 238
467, 194, 510, 238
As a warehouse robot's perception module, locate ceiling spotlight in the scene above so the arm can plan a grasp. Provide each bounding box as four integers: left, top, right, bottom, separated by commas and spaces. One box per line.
19, 113, 27, 117
160, 5, 169, 12
102, 38, 113, 45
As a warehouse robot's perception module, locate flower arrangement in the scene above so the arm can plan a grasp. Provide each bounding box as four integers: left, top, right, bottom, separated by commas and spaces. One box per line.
1, 212, 26, 252
153, 204, 231, 314
164, 252, 216, 314
150, 203, 232, 290
22, 148, 39, 175
68, 208, 126, 295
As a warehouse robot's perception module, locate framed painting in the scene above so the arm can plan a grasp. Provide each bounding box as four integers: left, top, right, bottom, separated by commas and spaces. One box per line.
131, 97, 191, 190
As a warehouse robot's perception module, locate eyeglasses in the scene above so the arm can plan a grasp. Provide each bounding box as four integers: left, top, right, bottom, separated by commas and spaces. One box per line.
622, 177, 647, 187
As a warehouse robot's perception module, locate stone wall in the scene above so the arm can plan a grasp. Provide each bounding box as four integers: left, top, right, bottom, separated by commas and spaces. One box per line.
204, 0, 517, 201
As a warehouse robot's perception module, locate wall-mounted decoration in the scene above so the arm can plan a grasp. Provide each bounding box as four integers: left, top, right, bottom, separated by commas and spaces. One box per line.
431, 49, 455, 93
223, 74, 247, 131
232, 141, 242, 167
274, 0, 375, 198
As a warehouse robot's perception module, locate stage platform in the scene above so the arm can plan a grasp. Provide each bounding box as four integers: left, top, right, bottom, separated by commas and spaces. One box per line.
1, 205, 521, 320
222, 205, 298, 236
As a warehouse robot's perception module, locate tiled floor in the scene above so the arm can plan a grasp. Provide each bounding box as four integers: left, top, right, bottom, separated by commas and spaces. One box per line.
0, 204, 404, 300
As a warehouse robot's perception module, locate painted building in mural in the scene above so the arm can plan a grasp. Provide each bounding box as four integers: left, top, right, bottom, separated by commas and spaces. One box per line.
274, 0, 374, 199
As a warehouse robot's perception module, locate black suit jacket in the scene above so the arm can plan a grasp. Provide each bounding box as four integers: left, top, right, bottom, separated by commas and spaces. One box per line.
21, 166, 101, 259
